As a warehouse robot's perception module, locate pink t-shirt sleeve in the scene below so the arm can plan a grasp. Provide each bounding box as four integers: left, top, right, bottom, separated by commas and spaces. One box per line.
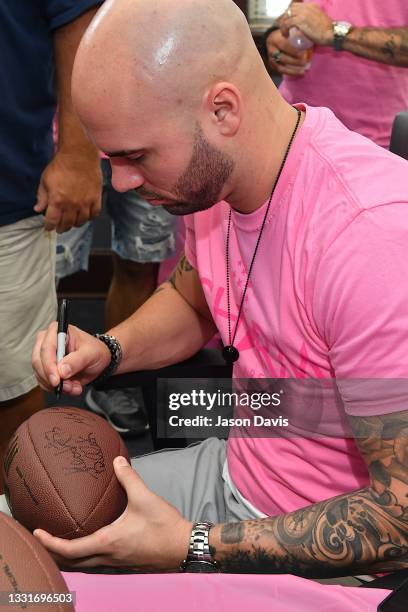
314, 203, 408, 415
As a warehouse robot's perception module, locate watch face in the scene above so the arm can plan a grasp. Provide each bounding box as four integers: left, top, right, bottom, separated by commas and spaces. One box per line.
333, 21, 352, 50
334, 21, 352, 36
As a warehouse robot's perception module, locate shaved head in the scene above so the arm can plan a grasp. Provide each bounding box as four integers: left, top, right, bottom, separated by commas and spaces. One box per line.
72, 0, 291, 214
73, 0, 258, 118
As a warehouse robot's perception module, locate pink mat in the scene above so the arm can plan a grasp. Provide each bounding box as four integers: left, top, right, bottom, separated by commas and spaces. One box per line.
64, 572, 390, 612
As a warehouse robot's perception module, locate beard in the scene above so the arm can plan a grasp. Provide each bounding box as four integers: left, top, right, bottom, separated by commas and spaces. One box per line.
137, 124, 234, 216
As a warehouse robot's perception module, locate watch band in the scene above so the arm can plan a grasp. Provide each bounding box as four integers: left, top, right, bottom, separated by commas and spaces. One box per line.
332, 21, 352, 51
180, 522, 219, 572
183, 560, 220, 573
92, 333, 123, 385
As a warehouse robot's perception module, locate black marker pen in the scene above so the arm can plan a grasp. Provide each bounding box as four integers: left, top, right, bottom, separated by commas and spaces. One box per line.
55, 299, 69, 400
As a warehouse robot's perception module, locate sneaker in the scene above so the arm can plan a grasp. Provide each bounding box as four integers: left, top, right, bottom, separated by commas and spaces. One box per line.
85, 387, 149, 437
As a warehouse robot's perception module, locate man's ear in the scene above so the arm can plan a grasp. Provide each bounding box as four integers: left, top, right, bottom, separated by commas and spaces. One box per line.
204, 82, 241, 136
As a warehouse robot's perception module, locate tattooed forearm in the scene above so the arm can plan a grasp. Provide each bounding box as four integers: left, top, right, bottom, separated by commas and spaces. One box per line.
210, 410, 408, 576
221, 523, 245, 544
213, 491, 408, 576
344, 27, 408, 66
382, 35, 397, 60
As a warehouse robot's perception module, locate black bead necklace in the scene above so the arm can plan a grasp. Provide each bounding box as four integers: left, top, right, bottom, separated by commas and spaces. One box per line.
222, 108, 302, 365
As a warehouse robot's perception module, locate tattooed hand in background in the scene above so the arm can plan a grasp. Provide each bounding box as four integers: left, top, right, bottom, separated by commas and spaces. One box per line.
210, 410, 408, 577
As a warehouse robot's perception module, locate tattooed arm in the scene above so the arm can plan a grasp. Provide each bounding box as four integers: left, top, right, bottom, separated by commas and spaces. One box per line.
109, 252, 217, 373
341, 28, 408, 67
210, 410, 408, 577
279, 5, 408, 67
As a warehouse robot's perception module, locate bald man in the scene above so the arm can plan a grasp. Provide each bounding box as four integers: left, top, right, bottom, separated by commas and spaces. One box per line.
28, 0, 408, 578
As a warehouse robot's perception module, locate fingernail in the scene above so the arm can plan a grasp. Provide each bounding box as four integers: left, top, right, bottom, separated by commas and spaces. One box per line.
50, 374, 58, 386
115, 456, 128, 467
60, 364, 71, 378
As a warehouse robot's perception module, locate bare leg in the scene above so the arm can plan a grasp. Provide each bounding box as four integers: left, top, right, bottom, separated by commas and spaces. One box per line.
0, 386, 45, 493
105, 253, 159, 328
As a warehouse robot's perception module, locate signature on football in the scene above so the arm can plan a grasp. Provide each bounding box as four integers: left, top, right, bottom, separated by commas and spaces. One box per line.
44, 428, 106, 479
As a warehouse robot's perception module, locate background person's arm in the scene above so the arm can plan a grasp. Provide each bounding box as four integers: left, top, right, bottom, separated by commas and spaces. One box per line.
279, 4, 408, 67
34, 7, 102, 232
340, 28, 408, 67
108, 253, 218, 373
210, 410, 408, 576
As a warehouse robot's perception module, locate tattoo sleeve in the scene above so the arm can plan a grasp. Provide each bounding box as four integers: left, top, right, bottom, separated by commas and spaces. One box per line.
343, 27, 408, 66
210, 410, 408, 576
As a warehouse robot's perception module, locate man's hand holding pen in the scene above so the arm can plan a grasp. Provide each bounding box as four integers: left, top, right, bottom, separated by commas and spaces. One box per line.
32, 319, 111, 396
55, 299, 68, 399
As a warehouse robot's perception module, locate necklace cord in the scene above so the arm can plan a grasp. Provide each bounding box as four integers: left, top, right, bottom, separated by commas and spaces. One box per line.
225, 108, 302, 352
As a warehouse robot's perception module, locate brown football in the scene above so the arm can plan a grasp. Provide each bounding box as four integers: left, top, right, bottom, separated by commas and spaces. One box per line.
0, 511, 74, 611
3, 407, 129, 538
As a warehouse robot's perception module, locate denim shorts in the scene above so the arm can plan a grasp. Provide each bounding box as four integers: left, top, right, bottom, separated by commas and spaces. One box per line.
56, 159, 177, 279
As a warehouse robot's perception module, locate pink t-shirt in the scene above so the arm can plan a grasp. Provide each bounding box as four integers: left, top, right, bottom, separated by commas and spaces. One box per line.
184, 104, 408, 516
279, 0, 408, 147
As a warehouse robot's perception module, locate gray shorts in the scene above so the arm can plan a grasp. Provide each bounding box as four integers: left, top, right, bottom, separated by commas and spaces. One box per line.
56, 159, 177, 279
131, 438, 258, 523
0, 439, 257, 524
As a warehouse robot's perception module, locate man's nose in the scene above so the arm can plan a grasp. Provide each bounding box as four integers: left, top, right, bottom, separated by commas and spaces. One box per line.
110, 160, 144, 193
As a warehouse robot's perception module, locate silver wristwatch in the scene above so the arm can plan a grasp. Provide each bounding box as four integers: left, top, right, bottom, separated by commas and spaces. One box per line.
332, 21, 352, 51
180, 522, 219, 572
93, 333, 123, 384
